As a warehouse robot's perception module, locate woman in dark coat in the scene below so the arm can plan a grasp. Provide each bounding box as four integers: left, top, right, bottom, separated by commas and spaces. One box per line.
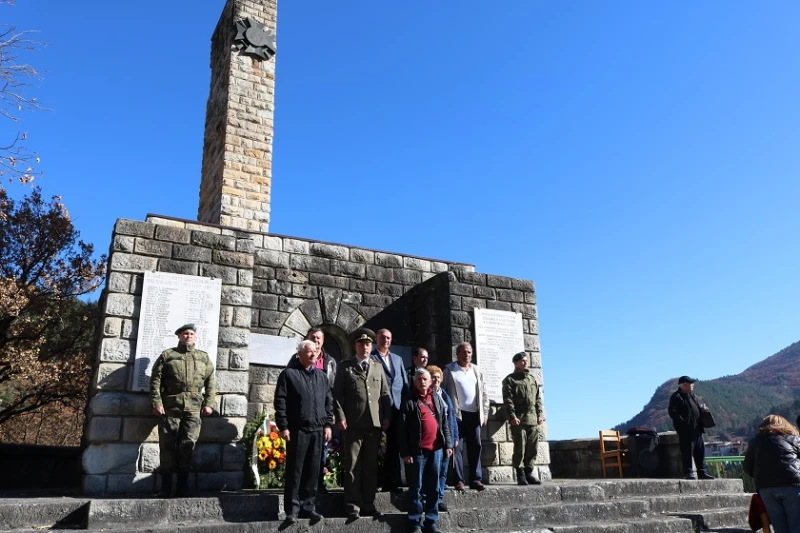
743, 415, 800, 533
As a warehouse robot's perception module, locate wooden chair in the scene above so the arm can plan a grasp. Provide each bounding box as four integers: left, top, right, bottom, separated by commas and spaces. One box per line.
599, 430, 627, 478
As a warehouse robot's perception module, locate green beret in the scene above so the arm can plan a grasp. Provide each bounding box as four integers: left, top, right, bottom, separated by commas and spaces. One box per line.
174, 323, 196, 335
512, 351, 527, 363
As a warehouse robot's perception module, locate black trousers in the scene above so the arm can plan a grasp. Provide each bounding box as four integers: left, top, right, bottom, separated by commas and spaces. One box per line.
454, 410, 483, 484
678, 430, 706, 474
382, 407, 402, 490
284, 428, 323, 516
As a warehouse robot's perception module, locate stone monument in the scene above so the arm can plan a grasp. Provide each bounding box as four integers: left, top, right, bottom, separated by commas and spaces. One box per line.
82, 0, 547, 495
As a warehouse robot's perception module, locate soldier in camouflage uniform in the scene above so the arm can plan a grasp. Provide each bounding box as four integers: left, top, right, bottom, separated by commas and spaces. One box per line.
501, 351, 543, 486
150, 324, 216, 497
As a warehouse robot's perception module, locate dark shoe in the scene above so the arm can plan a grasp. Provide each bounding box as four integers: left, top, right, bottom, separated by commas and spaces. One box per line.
525, 467, 541, 485
698, 471, 716, 480
158, 473, 173, 498
299, 510, 323, 522
347, 510, 360, 521
685, 473, 697, 480
438, 502, 449, 512
516, 468, 528, 486
454, 482, 465, 491
470, 481, 486, 491
283, 514, 298, 525
410, 526, 423, 533
360, 508, 380, 517
424, 525, 443, 533
175, 472, 190, 497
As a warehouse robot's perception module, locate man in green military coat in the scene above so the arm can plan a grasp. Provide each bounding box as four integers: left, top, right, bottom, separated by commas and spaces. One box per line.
502, 351, 543, 486
332, 329, 391, 519
150, 324, 216, 497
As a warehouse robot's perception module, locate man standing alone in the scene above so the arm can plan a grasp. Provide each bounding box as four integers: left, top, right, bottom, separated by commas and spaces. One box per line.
668, 376, 714, 480
333, 329, 391, 519
371, 328, 408, 493
442, 342, 489, 491
150, 324, 216, 497
274, 339, 333, 524
502, 351, 543, 485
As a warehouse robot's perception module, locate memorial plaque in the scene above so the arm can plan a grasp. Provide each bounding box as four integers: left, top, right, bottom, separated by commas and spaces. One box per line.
132, 272, 222, 392
249, 333, 300, 366
474, 308, 525, 403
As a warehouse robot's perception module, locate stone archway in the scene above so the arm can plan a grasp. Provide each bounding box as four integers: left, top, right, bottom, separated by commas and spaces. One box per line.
278, 289, 365, 361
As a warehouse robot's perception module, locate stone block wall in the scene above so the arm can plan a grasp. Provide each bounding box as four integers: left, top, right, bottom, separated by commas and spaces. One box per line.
198, 0, 277, 232
439, 270, 548, 482
84, 217, 253, 495
549, 432, 684, 479
84, 213, 548, 493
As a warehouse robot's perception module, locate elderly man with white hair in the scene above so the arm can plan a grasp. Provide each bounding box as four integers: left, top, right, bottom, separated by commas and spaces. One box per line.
274, 339, 334, 525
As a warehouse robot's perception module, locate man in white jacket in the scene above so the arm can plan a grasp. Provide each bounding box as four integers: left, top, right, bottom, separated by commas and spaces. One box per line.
442, 342, 489, 491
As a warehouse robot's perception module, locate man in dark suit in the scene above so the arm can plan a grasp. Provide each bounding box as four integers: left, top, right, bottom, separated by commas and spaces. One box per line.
333, 329, 391, 519
371, 328, 409, 493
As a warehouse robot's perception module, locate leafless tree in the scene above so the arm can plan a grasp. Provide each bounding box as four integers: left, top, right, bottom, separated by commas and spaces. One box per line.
0, 0, 44, 187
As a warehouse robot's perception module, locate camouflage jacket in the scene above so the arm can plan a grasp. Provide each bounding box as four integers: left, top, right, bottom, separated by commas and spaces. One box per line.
150, 344, 216, 413
502, 370, 542, 426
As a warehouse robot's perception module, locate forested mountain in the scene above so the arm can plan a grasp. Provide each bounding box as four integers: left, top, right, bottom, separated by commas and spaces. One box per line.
614, 340, 800, 439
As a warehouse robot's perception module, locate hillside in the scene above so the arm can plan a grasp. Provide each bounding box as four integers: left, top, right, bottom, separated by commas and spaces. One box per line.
614, 340, 800, 438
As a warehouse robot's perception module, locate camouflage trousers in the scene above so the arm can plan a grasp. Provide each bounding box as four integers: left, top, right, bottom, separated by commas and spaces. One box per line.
510, 424, 539, 470
158, 410, 202, 473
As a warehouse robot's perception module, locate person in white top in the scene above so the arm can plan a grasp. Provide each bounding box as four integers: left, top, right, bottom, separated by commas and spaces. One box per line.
442, 343, 489, 491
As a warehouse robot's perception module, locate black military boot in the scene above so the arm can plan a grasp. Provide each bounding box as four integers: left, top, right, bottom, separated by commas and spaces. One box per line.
525, 467, 541, 485
176, 472, 190, 497
158, 473, 173, 498
516, 468, 528, 486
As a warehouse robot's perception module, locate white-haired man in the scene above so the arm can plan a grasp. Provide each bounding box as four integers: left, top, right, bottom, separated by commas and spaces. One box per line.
274, 339, 334, 524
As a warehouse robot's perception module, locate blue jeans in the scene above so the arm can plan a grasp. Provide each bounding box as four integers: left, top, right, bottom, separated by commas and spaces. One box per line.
437, 451, 450, 503
760, 486, 800, 533
407, 448, 442, 529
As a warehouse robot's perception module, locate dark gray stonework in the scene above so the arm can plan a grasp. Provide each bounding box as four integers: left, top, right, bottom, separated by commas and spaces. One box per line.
84, 214, 547, 494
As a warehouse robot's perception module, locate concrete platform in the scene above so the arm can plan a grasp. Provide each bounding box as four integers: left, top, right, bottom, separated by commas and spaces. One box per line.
0, 478, 751, 532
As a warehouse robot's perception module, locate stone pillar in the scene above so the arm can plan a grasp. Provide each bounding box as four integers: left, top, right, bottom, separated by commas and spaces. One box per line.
198, 0, 277, 232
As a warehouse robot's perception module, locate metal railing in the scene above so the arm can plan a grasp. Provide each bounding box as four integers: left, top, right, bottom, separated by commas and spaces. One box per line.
705, 455, 755, 492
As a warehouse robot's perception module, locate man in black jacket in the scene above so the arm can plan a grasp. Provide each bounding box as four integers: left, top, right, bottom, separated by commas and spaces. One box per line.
274, 340, 334, 524
668, 375, 714, 480
399, 368, 453, 533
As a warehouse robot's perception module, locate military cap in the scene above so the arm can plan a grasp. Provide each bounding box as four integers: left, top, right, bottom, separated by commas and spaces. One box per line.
512, 351, 527, 363
351, 327, 375, 343
678, 375, 696, 384
174, 323, 196, 335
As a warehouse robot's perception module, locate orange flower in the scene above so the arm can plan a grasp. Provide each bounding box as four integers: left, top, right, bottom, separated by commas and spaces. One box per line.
269, 431, 279, 440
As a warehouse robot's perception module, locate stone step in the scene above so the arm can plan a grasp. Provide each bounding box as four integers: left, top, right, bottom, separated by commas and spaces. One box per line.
23, 513, 696, 533
0, 479, 750, 532
646, 493, 752, 513
667, 507, 749, 531
548, 517, 694, 533
0, 498, 89, 531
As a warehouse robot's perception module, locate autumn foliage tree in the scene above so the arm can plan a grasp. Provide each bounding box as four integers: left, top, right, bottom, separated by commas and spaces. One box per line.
0, 187, 106, 444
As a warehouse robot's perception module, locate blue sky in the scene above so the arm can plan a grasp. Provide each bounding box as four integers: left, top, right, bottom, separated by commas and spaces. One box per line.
5, 1, 800, 440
